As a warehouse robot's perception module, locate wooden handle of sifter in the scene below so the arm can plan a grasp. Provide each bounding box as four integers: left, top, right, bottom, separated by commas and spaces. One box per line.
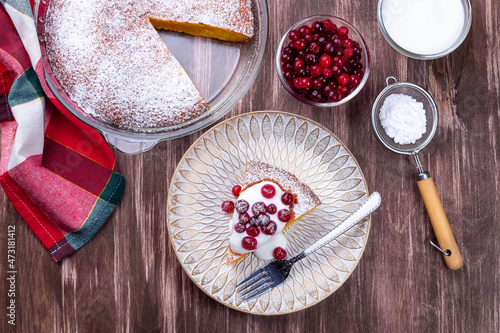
417, 172, 463, 270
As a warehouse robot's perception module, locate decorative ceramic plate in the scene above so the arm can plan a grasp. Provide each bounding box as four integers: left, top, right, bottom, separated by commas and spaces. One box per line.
167, 111, 371, 314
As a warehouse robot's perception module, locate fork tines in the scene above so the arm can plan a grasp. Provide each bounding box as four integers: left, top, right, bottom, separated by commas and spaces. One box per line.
236, 262, 288, 301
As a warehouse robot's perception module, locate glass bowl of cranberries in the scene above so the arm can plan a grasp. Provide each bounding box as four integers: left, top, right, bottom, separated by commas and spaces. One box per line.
276, 15, 370, 107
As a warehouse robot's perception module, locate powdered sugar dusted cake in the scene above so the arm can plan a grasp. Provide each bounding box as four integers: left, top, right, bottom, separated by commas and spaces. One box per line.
226, 162, 321, 264
44, 0, 254, 129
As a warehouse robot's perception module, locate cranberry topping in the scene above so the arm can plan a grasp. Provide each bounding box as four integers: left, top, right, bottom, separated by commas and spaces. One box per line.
278, 209, 291, 223
238, 212, 250, 224
252, 202, 267, 216
281, 192, 294, 206
273, 247, 287, 260
267, 204, 277, 215
241, 237, 258, 251
256, 214, 270, 226
221, 200, 234, 213
249, 216, 258, 227
246, 225, 260, 237
235, 200, 249, 214
232, 185, 241, 197
261, 184, 276, 199
262, 221, 277, 235
234, 223, 246, 233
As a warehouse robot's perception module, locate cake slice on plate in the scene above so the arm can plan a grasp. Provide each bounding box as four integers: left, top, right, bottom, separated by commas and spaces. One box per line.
226, 162, 321, 264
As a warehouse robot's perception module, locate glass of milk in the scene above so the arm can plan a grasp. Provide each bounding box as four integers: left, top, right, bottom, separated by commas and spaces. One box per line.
378, 0, 472, 59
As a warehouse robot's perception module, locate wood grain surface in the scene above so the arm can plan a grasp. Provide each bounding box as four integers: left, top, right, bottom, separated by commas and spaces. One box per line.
1, 0, 499, 332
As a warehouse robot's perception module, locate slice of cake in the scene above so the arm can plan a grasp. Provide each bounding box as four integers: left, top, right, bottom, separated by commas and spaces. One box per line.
224, 162, 321, 264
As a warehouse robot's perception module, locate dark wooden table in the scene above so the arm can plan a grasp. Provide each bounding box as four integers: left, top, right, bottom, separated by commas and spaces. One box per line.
2, 1, 499, 332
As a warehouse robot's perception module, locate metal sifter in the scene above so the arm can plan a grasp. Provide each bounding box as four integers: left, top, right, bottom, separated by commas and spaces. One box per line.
371, 77, 462, 270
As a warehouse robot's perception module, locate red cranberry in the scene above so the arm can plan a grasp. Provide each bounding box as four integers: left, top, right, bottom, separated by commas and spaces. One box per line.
297, 68, 309, 77
252, 202, 267, 216
323, 67, 335, 78
293, 77, 302, 89
322, 83, 333, 96
332, 37, 342, 48
283, 69, 295, 81
312, 77, 325, 90
267, 204, 277, 214
281, 192, 294, 205
305, 53, 318, 65
293, 39, 307, 51
249, 216, 258, 226
257, 214, 271, 226
337, 73, 350, 86
324, 41, 336, 55
241, 236, 257, 251
296, 50, 306, 59
246, 225, 260, 237
280, 53, 292, 64
333, 55, 346, 66
350, 74, 361, 87
310, 64, 323, 77
282, 63, 293, 72
283, 46, 296, 56
342, 38, 353, 48
353, 69, 365, 79
261, 184, 276, 199
288, 30, 300, 41
239, 212, 250, 224
273, 247, 287, 260
323, 19, 336, 33
262, 221, 277, 235
235, 200, 249, 214
344, 47, 354, 58
319, 54, 331, 68
299, 25, 312, 38
312, 21, 325, 34
331, 65, 342, 75
338, 26, 349, 37
278, 209, 291, 222
234, 223, 246, 233
304, 34, 314, 44
308, 89, 323, 102
221, 200, 234, 213
317, 35, 327, 46
337, 85, 350, 95
301, 77, 312, 89
308, 42, 321, 54
293, 59, 305, 71
232, 185, 241, 196
327, 90, 342, 102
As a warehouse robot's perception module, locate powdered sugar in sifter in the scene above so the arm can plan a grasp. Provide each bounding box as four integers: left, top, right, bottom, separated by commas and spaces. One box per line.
371, 76, 462, 270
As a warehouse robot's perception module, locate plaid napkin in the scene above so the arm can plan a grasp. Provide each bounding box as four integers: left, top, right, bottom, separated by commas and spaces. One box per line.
0, 1, 126, 262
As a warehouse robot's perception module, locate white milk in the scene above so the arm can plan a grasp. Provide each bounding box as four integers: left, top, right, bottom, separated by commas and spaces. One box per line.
381, 0, 465, 55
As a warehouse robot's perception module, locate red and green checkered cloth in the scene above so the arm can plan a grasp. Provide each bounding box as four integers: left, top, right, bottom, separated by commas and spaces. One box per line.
0, 1, 126, 262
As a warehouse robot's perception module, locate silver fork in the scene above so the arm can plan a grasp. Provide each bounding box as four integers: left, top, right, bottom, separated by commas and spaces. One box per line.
236, 191, 382, 301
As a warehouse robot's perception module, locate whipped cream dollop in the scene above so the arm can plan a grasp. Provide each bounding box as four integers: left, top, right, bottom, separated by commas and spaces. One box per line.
229, 181, 289, 259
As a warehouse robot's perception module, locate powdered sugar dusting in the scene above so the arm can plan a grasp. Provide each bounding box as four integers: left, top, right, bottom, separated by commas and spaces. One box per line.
44, 0, 253, 129
243, 162, 321, 219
